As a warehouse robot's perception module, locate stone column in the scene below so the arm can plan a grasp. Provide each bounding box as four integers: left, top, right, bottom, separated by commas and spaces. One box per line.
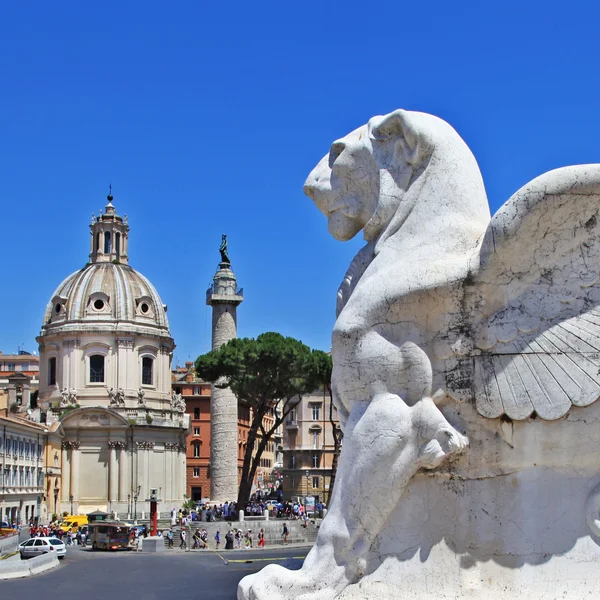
118, 443, 128, 502
206, 262, 243, 503
70, 441, 81, 507
61, 442, 70, 502
108, 441, 118, 503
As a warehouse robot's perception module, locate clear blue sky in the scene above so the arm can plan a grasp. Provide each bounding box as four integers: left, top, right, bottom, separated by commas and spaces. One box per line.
1, 1, 599, 365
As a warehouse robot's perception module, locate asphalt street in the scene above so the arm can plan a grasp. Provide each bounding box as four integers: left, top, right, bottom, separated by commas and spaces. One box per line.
1, 543, 308, 599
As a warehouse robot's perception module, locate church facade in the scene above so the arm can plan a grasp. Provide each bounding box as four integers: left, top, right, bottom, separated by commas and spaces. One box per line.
36, 193, 188, 517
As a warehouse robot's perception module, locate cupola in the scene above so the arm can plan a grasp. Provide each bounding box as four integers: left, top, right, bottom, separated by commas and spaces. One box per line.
89, 187, 130, 264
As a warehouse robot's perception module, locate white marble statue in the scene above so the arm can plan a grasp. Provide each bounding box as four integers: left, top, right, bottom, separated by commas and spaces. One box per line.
239, 110, 600, 599
60, 387, 70, 408
171, 391, 185, 412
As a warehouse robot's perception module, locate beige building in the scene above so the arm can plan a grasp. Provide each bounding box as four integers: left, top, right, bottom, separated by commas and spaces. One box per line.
0, 413, 50, 525
36, 192, 189, 517
281, 389, 340, 503
0, 352, 39, 412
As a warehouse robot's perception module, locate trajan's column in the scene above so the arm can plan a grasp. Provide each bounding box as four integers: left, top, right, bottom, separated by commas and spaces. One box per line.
206, 235, 244, 503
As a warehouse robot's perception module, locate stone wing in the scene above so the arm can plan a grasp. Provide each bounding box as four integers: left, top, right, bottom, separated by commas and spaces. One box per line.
467, 164, 600, 420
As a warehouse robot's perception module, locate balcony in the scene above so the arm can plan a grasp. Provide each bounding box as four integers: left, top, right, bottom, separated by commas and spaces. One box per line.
285, 420, 298, 430
206, 284, 244, 305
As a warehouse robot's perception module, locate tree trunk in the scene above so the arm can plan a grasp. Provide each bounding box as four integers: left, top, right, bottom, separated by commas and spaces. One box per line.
327, 385, 342, 507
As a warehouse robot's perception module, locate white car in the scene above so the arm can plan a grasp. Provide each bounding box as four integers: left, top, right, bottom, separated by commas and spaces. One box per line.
19, 537, 66, 559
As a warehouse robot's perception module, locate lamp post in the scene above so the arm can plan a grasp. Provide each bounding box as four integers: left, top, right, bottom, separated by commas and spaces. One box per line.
127, 494, 131, 519
133, 485, 141, 524
69, 494, 73, 515
304, 469, 310, 503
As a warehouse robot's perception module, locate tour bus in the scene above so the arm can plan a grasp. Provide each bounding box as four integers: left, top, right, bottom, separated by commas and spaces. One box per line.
89, 520, 131, 550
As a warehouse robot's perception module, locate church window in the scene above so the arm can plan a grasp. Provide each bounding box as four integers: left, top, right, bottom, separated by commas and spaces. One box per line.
90, 355, 105, 383
104, 231, 112, 254
115, 232, 121, 256
48, 357, 56, 386
142, 357, 153, 385
140, 302, 149, 314
93, 299, 105, 310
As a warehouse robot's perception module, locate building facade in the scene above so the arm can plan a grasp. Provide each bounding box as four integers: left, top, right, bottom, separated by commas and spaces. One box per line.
281, 389, 340, 503
0, 413, 53, 525
0, 351, 39, 412
36, 193, 189, 517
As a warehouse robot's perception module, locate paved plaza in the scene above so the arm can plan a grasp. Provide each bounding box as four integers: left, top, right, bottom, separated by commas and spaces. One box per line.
1, 542, 307, 599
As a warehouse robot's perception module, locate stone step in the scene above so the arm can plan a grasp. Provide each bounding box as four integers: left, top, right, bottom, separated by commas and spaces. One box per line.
160, 520, 318, 548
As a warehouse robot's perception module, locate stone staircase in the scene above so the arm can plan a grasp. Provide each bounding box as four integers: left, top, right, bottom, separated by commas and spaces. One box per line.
159, 519, 319, 549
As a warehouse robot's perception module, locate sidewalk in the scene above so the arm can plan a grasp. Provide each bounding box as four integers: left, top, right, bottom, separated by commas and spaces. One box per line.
141, 539, 314, 553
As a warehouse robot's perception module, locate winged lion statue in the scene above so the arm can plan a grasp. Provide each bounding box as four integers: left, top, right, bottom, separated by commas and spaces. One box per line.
239, 109, 600, 600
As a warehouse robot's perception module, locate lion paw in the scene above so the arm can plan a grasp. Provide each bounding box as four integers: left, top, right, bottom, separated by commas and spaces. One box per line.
419, 427, 468, 469
238, 563, 342, 600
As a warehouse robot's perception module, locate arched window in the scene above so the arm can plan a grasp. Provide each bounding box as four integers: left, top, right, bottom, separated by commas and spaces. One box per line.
115, 232, 121, 256
48, 357, 56, 386
104, 231, 112, 254
142, 357, 153, 385
89, 355, 105, 383
193, 443, 200, 458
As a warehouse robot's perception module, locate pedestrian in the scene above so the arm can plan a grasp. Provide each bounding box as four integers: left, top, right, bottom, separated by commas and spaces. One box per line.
282, 522, 289, 544
225, 530, 234, 550
167, 529, 174, 548
179, 529, 187, 549
215, 530, 220, 549
258, 528, 265, 548
235, 528, 242, 549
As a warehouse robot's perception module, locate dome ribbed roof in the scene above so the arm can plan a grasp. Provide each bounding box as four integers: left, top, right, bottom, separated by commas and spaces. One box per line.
42, 262, 169, 332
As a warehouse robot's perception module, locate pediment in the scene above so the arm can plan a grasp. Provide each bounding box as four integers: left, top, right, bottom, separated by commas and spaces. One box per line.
60, 407, 129, 429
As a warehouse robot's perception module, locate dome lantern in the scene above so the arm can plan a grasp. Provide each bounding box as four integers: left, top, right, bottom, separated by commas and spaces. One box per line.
89, 186, 130, 265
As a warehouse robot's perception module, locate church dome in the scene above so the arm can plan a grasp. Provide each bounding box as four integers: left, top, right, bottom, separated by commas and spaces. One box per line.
42, 262, 169, 332
40, 192, 170, 337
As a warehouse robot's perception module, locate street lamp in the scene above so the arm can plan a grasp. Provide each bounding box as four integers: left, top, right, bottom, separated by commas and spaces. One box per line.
133, 485, 141, 524
127, 493, 131, 518
304, 469, 311, 502
69, 494, 74, 515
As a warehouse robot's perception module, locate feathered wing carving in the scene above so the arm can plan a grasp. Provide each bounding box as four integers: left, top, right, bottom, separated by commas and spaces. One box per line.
460, 165, 600, 420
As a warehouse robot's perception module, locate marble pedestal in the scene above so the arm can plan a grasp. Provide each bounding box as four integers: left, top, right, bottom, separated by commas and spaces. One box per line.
141, 536, 165, 553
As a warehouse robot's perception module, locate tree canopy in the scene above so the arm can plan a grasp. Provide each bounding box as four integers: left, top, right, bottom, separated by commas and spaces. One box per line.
195, 332, 322, 508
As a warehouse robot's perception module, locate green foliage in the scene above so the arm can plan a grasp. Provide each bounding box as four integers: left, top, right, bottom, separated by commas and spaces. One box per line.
310, 350, 332, 390
195, 332, 324, 507
145, 413, 153, 424
195, 332, 316, 405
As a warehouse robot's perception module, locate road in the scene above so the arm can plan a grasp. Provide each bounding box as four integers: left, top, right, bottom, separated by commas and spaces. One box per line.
1, 543, 307, 599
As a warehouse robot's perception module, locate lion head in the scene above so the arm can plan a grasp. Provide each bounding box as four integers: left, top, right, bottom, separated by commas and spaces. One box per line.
304, 109, 490, 253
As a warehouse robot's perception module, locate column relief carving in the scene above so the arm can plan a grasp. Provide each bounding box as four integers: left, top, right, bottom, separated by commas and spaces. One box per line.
108, 441, 128, 449
61, 441, 81, 450
136, 441, 155, 450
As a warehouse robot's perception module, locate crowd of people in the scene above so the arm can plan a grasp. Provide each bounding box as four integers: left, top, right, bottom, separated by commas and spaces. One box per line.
28, 522, 88, 546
